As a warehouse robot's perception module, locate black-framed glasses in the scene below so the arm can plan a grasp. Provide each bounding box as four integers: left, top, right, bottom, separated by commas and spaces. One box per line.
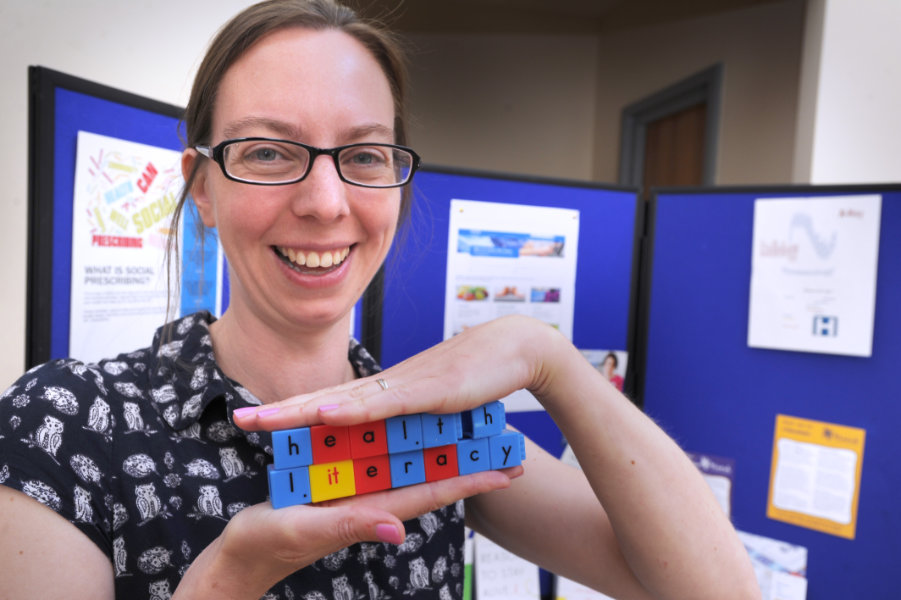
195, 137, 421, 188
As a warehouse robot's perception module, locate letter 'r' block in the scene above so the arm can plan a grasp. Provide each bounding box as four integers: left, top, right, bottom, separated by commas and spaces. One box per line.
389, 450, 426, 488
489, 430, 526, 469
272, 428, 313, 469
268, 464, 312, 508
462, 401, 505, 439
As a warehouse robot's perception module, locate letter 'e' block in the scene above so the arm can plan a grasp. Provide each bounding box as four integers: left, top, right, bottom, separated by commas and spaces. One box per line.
488, 430, 526, 469
457, 438, 491, 475
389, 450, 426, 488
353, 454, 392, 495
310, 425, 351, 464
424, 445, 459, 482
421, 413, 461, 448
386, 414, 423, 453
268, 465, 312, 508
462, 401, 505, 439
272, 428, 313, 469
309, 460, 356, 502
349, 420, 389, 458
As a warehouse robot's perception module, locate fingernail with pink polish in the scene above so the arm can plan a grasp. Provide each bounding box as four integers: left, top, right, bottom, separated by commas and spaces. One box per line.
376, 523, 403, 545
233, 406, 256, 419
318, 404, 340, 413
257, 407, 281, 418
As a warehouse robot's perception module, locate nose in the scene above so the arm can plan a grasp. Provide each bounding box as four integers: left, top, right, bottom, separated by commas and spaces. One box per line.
290, 153, 350, 222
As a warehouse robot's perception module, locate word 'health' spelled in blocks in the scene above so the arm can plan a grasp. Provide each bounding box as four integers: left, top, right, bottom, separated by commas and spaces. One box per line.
267, 401, 525, 508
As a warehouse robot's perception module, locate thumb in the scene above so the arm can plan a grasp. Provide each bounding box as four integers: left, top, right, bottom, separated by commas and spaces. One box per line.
311, 504, 407, 549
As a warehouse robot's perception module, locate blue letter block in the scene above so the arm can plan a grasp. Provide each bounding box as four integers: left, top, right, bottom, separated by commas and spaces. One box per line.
421, 413, 461, 448
389, 450, 426, 488
489, 430, 526, 469
272, 428, 313, 469
457, 438, 491, 475
268, 465, 312, 508
386, 414, 423, 453
462, 401, 505, 439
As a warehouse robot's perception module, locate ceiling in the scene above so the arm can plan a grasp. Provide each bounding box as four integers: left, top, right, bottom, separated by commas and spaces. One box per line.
350, 0, 786, 35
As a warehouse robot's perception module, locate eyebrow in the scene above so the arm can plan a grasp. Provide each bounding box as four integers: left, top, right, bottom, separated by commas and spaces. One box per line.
221, 117, 395, 144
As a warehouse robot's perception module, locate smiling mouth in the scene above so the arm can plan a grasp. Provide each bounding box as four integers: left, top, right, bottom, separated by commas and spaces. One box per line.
275, 246, 351, 272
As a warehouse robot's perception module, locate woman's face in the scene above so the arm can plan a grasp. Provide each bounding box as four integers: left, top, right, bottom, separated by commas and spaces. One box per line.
602, 356, 616, 377
189, 27, 401, 334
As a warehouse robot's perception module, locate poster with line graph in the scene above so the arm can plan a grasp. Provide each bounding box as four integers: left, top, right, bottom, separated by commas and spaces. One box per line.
69, 131, 185, 363
747, 194, 881, 357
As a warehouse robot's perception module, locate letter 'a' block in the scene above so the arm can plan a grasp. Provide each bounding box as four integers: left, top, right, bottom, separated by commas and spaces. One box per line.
349, 420, 389, 458
457, 438, 491, 475
424, 445, 459, 482
272, 428, 313, 469
309, 460, 356, 502
353, 454, 392, 495
268, 465, 312, 508
489, 430, 526, 469
462, 401, 505, 439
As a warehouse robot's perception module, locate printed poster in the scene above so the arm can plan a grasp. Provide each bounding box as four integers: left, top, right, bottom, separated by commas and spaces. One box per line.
70, 131, 185, 363
767, 414, 865, 539
747, 195, 881, 357
445, 200, 580, 411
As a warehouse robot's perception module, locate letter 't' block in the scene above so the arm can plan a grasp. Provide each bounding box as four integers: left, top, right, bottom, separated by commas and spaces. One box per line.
272, 428, 313, 469
488, 430, 526, 469
268, 464, 312, 508
421, 413, 461, 448
309, 460, 356, 502
389, 450, 426, 488
386, 414, 423, 453
424, 444, 459, 482
462, 401, 505, 439
349, 420, 389, 458
457, 438, 491, 475
353, 454, 392, 495
310, 424, 351, 464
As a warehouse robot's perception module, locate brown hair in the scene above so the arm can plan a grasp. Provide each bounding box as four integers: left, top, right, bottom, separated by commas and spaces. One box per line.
167, 0, 412, 316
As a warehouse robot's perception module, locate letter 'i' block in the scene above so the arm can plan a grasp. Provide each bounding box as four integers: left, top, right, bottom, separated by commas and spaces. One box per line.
386, 414, 423, 453
488, 430, 526, 469
389, 450, 426, 488
268, 465, 312, 508
421, 413, 461, 448
309, 460, 356, 502
311, 425, 351, 464
353, 454, 392, 495
424, 445, 459, 482
457, 437, 491, 475
462, 401, 505, 439
349, 420, 389, 458
272, 428, 313, 469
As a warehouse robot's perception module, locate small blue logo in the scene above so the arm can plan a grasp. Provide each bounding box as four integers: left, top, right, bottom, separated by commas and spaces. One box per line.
813, 315, 838, 337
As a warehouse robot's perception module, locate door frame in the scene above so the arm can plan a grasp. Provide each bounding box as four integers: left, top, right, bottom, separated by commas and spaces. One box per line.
618, 63, 723, 187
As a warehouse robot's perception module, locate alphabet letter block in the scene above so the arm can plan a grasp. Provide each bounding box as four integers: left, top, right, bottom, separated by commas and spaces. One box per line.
309, 459, 356, 502
272, 428, 313, 469
386, 414, 423, 453
488, 430, 526, 469
421, 413, 461, 448
349, 420, 389, 458
462, 401, 505, 439
457, 438, 491, 475
389, 450, 426, 488
310, 424, 351, 464
424, 444, 459, 482
268, 464, 312, 508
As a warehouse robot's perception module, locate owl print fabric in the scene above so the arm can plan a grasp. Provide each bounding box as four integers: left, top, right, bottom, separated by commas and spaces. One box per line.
0, 312, 466, 599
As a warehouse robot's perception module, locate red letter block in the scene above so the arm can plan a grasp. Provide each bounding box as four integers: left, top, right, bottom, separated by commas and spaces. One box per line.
349, 420, 389, 459
424, 444, 459, 482
310, 424, 351, 463
354, 454, 392, 495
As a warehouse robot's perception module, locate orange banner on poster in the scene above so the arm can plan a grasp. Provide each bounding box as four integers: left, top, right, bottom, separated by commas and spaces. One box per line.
767, 414, 865, 539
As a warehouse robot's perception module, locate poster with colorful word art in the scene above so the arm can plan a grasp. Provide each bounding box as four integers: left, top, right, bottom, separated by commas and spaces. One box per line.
69, 131, 184, 363
445, 199, 579, 411
747, 194, 881, 357
767, 414, 865, 539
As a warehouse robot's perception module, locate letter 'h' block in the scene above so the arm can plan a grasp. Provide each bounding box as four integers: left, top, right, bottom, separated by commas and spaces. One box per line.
268, 402, 525, 508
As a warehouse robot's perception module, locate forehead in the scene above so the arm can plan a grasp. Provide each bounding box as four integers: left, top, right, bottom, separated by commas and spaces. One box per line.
213, 27, 395, 140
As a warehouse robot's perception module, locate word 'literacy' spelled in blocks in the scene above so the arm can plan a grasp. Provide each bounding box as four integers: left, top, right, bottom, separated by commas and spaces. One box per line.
267, 401, 526, 508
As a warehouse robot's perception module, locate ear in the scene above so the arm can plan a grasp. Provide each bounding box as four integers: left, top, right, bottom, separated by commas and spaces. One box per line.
182, 149, 217, 228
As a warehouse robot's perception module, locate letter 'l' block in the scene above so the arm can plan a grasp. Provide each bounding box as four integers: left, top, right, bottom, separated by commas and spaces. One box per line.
386, 414, 423, 453
272, 428, 313, 469
489, 430, 526, 469
457, 438, 491, 475
462, 401, 505, 439
268, 465, 312, 508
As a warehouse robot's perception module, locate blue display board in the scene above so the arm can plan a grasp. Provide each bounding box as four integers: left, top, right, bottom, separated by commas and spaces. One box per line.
377, 167, 640, 458
639, 185, 900, 599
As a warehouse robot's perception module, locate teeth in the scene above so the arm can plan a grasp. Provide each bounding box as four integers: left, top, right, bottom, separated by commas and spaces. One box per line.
277, 246, 349, 269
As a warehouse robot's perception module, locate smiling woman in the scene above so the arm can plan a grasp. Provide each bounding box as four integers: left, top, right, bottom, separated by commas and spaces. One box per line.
0, 1, 760, 599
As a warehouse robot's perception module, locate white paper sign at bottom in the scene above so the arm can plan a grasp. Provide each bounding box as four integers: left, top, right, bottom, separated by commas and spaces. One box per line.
474, 533, 540, 600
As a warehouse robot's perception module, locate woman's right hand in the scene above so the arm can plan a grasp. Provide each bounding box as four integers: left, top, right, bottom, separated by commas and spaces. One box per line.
173, 466, 519, 600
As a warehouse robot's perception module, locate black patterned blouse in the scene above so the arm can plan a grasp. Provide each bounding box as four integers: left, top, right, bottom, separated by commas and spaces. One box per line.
0, 311, 465, 600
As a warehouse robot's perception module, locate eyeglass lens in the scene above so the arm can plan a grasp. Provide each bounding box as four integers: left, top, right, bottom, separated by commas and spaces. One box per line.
221, 140, 413, 186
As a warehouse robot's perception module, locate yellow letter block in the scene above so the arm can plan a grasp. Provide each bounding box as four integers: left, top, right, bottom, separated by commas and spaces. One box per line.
309, 460, 356, 502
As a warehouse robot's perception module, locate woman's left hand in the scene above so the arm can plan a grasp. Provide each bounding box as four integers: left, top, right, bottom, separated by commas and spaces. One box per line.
234, 314, 559, 433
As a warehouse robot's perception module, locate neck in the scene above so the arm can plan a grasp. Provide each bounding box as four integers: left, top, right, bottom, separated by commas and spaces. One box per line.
208, 309, 357, 404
